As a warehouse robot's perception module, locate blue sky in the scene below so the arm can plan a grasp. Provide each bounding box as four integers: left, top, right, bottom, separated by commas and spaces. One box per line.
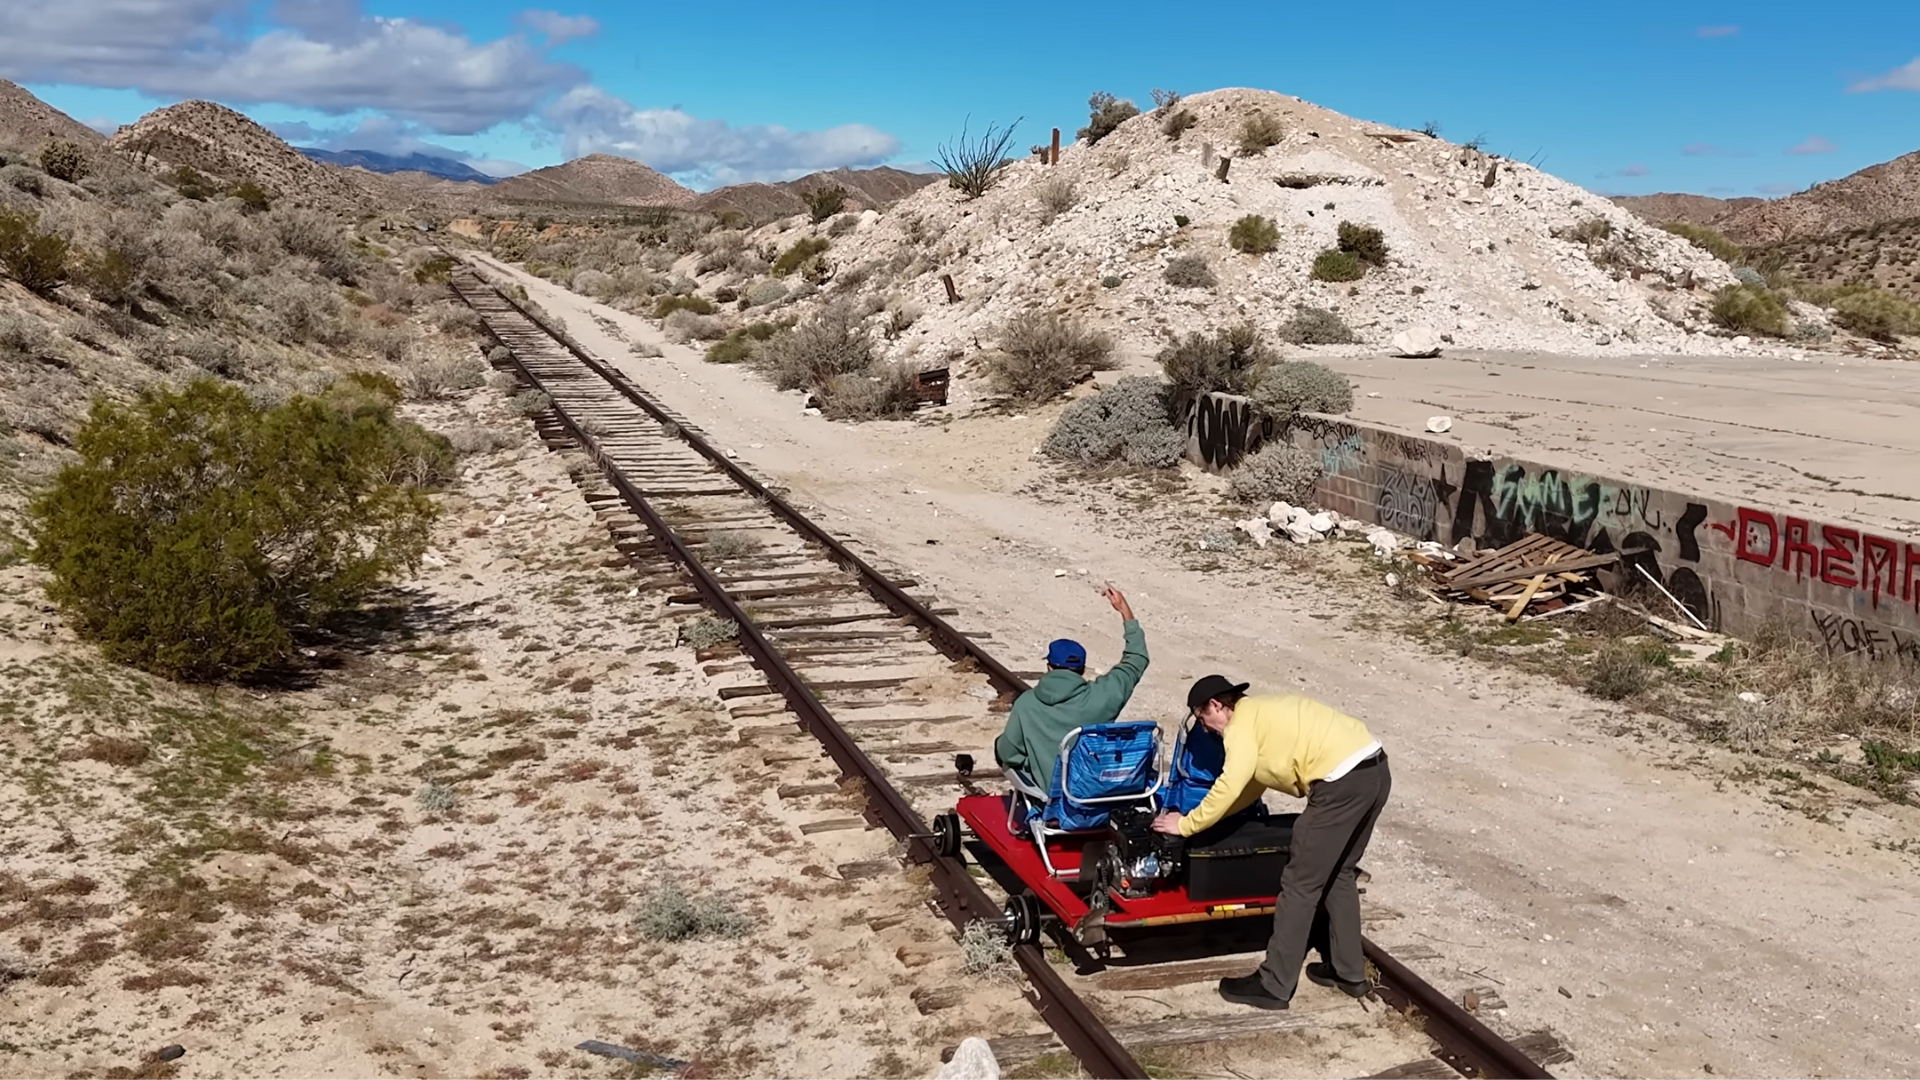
4, 1, 1917, 194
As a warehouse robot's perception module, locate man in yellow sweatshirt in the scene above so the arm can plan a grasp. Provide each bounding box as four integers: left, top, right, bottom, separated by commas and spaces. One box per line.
1152, 674, 1389, 1010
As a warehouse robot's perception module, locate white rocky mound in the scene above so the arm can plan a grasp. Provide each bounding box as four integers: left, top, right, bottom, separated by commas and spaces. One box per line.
727, 88, 1755, 369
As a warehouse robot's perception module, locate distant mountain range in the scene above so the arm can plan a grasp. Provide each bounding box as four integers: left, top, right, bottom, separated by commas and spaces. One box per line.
296, 147, 497, 185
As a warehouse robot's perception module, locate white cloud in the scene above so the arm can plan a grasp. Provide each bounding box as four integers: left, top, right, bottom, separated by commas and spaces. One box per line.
1786, 135, 1836, 155
1850, 58, 1920, 92
0, 1, 587, 134
542, 86, 902, 188
81, 116, 121, 136
517, 10, 599, 45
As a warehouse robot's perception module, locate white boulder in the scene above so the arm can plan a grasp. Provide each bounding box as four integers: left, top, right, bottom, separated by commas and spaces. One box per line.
936, 1038, 1001, 1080
1391, 326, 1443, 358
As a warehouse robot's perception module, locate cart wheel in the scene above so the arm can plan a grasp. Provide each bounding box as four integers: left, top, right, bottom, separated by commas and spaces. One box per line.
932, 812, 963, 859
1003, 892, 1042, 946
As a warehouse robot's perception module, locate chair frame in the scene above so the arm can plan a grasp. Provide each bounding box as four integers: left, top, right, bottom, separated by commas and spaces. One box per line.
1005, 722, 1165, 879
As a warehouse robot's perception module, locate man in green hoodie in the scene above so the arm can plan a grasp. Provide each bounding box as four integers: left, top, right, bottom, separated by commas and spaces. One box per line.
994, 584, 1148, 789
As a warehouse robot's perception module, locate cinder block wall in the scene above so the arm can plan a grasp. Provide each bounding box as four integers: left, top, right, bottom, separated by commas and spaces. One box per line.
1182, 392, 1920, 660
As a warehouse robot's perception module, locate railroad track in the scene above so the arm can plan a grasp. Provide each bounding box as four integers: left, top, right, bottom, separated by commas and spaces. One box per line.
446, 261, 1561, 1080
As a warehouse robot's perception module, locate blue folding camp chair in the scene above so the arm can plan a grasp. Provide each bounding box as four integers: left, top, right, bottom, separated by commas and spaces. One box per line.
1004, 721, 1164, 878
1162, 715, 1266, 824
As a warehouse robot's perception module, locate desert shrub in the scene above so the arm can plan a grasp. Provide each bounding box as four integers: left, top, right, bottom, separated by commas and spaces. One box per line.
267, 209, 355, 281
705, 321, 779, 364
164, 166, 220, 200
653, 294, 716, 318
239, 270, 348, 345
1731, 266, 1765, 288
883, 299, 921, 339
817, 362, 928, 421
1585, 641, 1658, 701
1163, 254, 1216, 288
1829, 287, 1920, 342
1336, 221, 1388, 266
0, 310, 55, 365
744, 279, 788, 307
0, 208, 70, 293
1174, 214, 1191, 228
1079, 92, 1139, 147
572, 268, 615, 298
38, 141, 89, 183
1279, 305, 1357, 345
1101, 274, 1122, 288
231, 181, 273, 214
1158, 323, 1276, 399
1041, 376, 1183, 467
771, 236, 830, 278
509, 390, 552, 417
1710, 284, 1789, 337
754, 303, 873, 391
1311, 249, 1364, 282
343, 371, 404, 402
1228, 444, 1322, 506
2, 164, 44, 195
703, 530, 762, 560
663, 309, 726, 343
679, 614, 739, 649
987, 311, 1116, 405
1162, 108, 1197, 139
934, 118, 1020, 199
1227, 215, 1279, 255
1238, 111, 1285, 154
826, 214, 860, 238
28, 379, 438, 681
633, 881, 748, 942
1035, 176, 1078, 222
417, 782, 457, 813
403, 357, 487, 401
1660, 222, 1742, 264
448, 426, 519, 455
1250, 361, 1353, 421
1558, 218, 1613, 245
802, 184, 848, 223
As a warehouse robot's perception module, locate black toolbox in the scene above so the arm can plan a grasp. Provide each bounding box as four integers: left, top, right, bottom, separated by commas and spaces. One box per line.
1184, 813, 1297, 902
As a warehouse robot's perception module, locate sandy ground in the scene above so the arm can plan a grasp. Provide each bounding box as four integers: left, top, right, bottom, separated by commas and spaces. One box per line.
481, 254, 1920, 1079
0, 380, 1034, 1078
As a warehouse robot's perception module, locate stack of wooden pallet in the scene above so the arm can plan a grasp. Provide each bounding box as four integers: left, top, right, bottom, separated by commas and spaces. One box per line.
1410, 533, 1628, 621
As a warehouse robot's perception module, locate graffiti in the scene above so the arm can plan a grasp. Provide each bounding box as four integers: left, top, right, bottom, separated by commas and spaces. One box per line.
1711, 507, 1920, 610
1375, 466, 1440, 540
1809, 610, 1920, 664
1320, 434, 1363, 478
1183, 392, 1274, 471
1675, 503, 1708, 561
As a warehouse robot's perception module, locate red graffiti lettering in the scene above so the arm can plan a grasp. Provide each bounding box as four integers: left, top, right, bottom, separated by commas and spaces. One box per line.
1735, 507, 1777, 567
1820, 526, 1859, 589
1907, 545, 1920, 609
1863, 536, 1899, 608
1782, 518, 1818, 581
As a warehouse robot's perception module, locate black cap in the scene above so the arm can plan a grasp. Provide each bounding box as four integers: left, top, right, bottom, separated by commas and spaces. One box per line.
1186, 674, 1250, 710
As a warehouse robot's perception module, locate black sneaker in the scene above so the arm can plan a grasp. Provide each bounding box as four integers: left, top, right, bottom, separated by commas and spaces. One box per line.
1218, 973, 1289, 1010
1305, 961, 1371, 998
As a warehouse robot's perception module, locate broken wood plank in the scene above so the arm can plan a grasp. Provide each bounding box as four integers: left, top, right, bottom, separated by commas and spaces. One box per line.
1509, 1030, 1575, 1066
1448, 550, 1623, 590
836, 859, 898, 880
1503, 558, 1560, 623
717, 685, 778, 700
968, 1010, 1325, 1069
776, 782, 839, 799
1089, 956, 1263, 992
798, 817, 870, 835
911, 985, 966, 1014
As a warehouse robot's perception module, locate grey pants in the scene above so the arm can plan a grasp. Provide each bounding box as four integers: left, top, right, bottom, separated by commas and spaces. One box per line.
1258, 752, 1391, 1000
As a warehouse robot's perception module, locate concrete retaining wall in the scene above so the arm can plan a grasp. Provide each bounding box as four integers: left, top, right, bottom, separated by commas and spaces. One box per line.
1181, 392, 1920, 661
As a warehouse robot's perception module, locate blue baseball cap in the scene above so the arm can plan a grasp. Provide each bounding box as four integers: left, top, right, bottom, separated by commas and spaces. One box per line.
1046, 639, 1086, 668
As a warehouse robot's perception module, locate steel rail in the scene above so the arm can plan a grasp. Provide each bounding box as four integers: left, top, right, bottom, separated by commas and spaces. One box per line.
448, 268, 1145, 1080
447, 262, 1554, 1080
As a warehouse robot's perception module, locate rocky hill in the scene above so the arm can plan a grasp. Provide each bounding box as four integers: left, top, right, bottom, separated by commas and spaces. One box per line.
1612, 192, 1761, 228
107, 100, 369, 208
1751, 216, 1920, 302
704, 88, 1748, 364
692, 166, 939, 220
1711, 149, 1920, 245
0, 77, 109, 153
299, 147, 496, 184
489, 153, 695, 208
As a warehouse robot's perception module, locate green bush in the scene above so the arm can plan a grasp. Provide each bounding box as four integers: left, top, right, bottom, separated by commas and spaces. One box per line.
772, 236, 830, 277
1336, 221, 1388, 266
27, 379, 438, 682
802, 184, 848, 223
39, 140, 90, 183
986, 310, 1116, 405
1078, 92, 1140, 146
1710, 284, 1789, 337
1163, 254, 1215, 288
231, 181, 273, 214
412, 254, 454, 284
1279, 305, 1356, 345
0, 209, 70, 294
754, 302, 874, 391
1249, 361, 1353, 421
1560, 218, 1613, 245
1161, 109, 1197, 140
1228, 444, 1322, 506
1311, 249, 1364, 282
1585, 642, 1657, 701
1041, 376, 1183, 468
1158, 323, 1276, 399
165, 165, 220, 201
704, 321, 779, 364
1829, 287, 1920, 342
817, 363, 928, 421
1237, 111, 1285, 155
1227, 215, 1280, 255
1660, 222, 1742, 264
653, 294, 716, 318
633, 881, 748, 942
